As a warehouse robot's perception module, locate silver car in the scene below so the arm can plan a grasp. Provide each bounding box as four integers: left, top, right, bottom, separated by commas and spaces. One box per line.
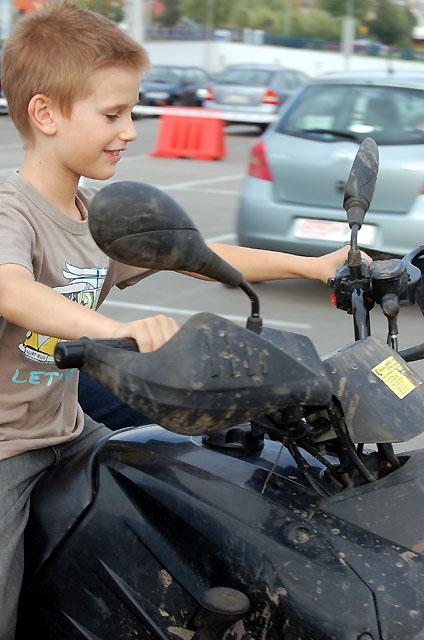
202, 63, 309, 128
237, 71, 424, 257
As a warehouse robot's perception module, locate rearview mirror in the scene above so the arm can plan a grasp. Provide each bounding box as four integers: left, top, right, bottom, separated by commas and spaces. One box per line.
88, 181, 243, 287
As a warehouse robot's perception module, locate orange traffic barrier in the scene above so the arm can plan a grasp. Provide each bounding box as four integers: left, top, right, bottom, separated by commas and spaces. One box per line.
150, 108, 226, 161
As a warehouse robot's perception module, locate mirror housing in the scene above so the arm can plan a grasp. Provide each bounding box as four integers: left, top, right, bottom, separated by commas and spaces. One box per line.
343, 137, 379, 229
88, 181, 244, 287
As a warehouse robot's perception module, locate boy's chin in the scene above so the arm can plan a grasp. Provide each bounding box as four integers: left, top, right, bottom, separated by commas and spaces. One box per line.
83, 167, 116, 181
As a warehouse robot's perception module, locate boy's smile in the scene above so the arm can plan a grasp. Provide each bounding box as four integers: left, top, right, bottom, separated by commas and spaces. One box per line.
104, 147, 127, 163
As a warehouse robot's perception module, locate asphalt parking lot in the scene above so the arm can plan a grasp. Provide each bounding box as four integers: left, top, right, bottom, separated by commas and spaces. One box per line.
1, 113, 424, 450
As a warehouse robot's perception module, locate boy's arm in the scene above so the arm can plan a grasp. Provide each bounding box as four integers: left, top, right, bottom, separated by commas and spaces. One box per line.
207, 243, 355, 285
0, 264, 178, 352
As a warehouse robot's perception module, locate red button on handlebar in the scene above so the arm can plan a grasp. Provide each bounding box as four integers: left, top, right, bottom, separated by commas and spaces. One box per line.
330, 293, 337, 306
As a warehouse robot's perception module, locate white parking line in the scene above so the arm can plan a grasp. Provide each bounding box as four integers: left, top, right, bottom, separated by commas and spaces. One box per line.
118, 166, 243, 191
102, 300, 311, 330
1, 171, 242, 199
0, 157, 243, 193
157, 174, 244, 191
183, 187, 239, 196
80, 171, 244, 194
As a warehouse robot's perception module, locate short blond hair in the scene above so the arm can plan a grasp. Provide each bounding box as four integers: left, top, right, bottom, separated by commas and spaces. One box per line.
1, 1, 149, 141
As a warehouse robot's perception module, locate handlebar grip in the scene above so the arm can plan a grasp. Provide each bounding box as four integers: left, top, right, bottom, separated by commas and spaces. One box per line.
54, 337, 138, 369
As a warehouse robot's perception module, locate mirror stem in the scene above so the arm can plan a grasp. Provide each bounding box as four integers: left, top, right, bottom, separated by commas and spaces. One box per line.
240, 281, 263, 334
348, 223, 363, 280
350, 223, 359, 251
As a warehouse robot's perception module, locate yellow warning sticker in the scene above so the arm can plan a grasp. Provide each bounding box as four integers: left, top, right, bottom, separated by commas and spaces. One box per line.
371, 356, 421, 399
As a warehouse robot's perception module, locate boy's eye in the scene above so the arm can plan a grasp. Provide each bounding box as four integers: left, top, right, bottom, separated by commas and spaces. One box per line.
106, 114, 119, 121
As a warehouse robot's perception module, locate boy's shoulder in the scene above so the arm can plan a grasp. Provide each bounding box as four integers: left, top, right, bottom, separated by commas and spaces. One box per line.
0, 174, 36, 221
0, 173, 27, 199
0, 175, 98, 226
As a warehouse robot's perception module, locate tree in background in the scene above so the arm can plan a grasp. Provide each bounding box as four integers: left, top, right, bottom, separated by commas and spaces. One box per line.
318, 0, 371, 22
78, 0, 124, 22
179, 0, 303, 34
294, 8, 341, 40
180, 0, 232, 28
228, 0, 284, 33
156, 0, 182, 27
147, 0, 417, 45
368, 0, 416, 46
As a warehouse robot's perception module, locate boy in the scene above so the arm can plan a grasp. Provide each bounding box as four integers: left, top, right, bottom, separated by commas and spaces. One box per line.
0, 2, 352, 637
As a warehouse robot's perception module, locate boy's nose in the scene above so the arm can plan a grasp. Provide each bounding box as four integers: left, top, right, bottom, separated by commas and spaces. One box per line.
120, 117, 137, 142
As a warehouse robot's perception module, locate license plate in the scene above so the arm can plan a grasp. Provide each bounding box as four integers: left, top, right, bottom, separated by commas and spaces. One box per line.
293, 218, 376, 245
145, 91, 169, 100
223, 94, 251, 105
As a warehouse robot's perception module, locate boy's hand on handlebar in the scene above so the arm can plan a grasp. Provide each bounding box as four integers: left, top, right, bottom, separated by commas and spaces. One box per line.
314, 245, 372, 285
110, 315, 179, 352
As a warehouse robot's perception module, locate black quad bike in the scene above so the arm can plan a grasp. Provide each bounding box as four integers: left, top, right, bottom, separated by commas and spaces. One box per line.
17, 139, 424, 639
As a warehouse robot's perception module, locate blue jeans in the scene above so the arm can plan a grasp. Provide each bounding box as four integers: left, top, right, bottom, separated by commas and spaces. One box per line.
78, 371, 153, 429
0, 416, 110, 640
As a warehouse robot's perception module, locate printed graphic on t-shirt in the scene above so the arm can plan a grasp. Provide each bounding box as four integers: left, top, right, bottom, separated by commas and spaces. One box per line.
18, 263, 107, 364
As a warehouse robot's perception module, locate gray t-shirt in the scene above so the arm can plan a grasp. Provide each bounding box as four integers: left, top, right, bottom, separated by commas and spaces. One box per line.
0, 174, 151, 460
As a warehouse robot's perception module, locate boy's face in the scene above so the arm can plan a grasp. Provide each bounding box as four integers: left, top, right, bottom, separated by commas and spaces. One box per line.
52, 65, 141, 181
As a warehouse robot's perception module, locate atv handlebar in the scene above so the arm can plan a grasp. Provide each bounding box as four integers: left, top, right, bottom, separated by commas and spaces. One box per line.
54, 337, 138, 369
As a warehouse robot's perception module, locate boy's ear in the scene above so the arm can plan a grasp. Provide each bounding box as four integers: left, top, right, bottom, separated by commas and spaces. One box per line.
27, 94, 58, 136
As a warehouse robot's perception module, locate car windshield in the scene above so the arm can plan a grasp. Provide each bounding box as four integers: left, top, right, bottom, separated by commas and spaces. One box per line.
146, 67, 184, 83
277, 83, 424, 145
216, 68, 274, 86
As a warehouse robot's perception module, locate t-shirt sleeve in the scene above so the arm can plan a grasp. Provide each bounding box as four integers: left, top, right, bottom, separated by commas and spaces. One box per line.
0, 206, 35, 274
114, 263, 157, 289
96, 261, 157, 307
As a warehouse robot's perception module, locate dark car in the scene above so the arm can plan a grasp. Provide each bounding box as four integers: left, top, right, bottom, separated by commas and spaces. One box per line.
139, 64, 212, 107
202, 63, 309, 128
